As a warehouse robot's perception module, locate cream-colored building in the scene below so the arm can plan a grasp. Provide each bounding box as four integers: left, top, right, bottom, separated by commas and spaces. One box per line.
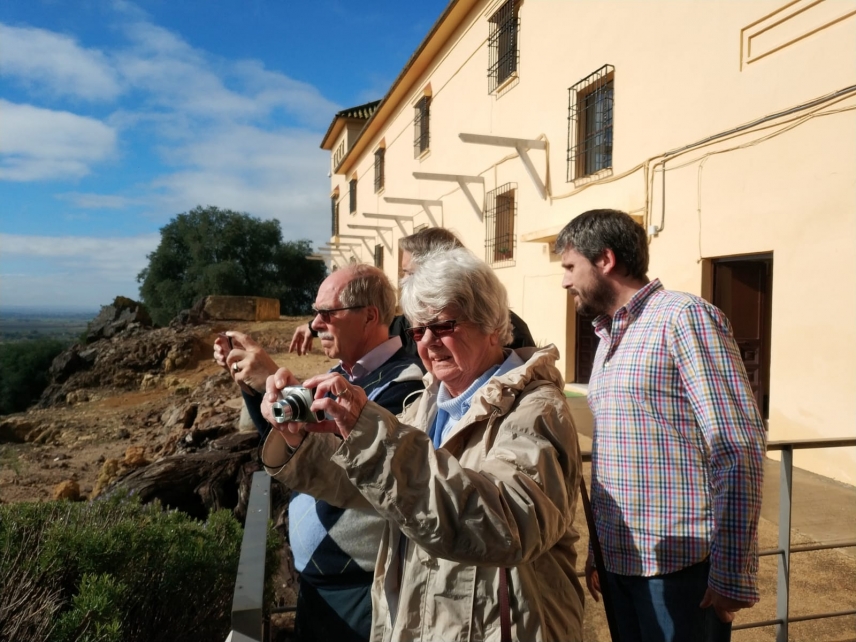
318, 0, 856, 484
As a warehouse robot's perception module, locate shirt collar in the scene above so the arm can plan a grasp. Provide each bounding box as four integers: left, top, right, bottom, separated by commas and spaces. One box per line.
593, 278, 663, 328
345, 335, 403, 381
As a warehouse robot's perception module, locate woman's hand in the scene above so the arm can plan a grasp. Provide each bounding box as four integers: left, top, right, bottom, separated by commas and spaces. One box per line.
302, 372, 368, 440
262, 370, 367, 441
289, 324, 314, 355
261, 367, 306, 449
213, 334, 232, 370
223, 331, 278, 394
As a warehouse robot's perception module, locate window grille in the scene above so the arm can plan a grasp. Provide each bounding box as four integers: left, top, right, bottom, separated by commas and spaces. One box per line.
488, 0, 519, 93
349, 178, 357, 214
374, 244, 384, 270
484, 183, 517, 265
374, 148, 385, 192
331, 195, 339, 236
414, 96, 431, 157
567, 65, 614, 181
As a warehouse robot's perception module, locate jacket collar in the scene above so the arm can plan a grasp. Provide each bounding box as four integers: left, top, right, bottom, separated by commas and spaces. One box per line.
420, 344, 564, 448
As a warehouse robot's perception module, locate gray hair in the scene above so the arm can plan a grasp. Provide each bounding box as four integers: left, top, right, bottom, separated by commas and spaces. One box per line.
401, 247, 513, 346
338, 263, 397, 326
400, 227, 465, 272
554, 209, 649, 281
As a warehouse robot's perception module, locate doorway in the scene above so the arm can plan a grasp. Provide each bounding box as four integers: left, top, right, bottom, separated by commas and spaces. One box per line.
574, 312, 599, 384
709, 256, 773, 419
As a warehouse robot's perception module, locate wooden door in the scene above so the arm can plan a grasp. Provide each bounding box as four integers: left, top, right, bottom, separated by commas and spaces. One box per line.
574, 312, 599, 384
712, 259, 772, 418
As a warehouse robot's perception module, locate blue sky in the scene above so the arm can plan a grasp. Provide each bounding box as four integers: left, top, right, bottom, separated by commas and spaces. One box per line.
0, 0, 447, 311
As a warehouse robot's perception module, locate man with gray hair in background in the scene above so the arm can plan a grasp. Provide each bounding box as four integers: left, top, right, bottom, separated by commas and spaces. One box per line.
214, 263, 425, 642
289, 226, 535, 356
556, 209, 766, 641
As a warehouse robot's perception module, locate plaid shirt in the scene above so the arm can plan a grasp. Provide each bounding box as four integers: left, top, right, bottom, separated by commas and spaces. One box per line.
588, 279, 766, 603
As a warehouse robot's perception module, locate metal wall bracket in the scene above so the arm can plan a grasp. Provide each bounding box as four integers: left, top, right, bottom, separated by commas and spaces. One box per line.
412, 172, 485, 219
459, 133, 548, 200
383, 196, 442, 227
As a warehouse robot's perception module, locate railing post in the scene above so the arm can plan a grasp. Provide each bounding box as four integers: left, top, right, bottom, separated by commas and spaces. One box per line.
230, 471, 271, 642
775, 446, 793, 642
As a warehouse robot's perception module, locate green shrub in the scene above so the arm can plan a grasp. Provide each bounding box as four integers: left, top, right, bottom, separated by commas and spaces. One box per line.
0, 492, 281, 642
0, 337, 68, 415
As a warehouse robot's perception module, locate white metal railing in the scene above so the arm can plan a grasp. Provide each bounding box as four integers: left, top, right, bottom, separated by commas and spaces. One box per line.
226, 472, 271, 642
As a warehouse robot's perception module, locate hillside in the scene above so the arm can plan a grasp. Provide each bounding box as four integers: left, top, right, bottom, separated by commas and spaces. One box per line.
0, 316, 334, 505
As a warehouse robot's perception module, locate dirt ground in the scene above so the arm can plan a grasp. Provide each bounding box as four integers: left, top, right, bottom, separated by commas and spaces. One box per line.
2, 317, 853, 640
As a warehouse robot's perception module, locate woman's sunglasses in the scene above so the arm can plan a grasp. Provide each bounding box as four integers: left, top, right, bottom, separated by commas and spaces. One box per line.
406, 319, 458, 342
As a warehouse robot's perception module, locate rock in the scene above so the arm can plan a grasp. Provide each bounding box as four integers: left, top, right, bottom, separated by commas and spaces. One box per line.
140, 373, 162, 390
86, 296, 152, 343
33, 426, 59, 445
238, 405, 258, 433
53, 480, 80, 501
201, 295, 280, 322
0, 417, 36, 443
181, 405, 199, 429
66, 390, 89, 404
92, 459, 120, 498
49, 348, 88, 384
115, 428, 131, 440
124, 446, 149, 468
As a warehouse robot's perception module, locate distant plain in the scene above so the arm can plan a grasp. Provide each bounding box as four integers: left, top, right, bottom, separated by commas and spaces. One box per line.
0, 309, 95, 344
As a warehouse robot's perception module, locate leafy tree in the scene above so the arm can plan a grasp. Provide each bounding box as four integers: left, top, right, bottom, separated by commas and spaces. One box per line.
0, 338, 68, 416
137, 206, 327, 326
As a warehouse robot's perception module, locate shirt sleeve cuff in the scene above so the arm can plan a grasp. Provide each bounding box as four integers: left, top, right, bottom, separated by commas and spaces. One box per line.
708, 564, 760, 604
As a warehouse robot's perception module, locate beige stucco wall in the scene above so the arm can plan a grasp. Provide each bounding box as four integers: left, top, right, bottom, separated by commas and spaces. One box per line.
325, 0, 856, 482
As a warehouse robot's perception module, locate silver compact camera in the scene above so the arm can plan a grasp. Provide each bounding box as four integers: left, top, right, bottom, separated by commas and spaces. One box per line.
271, 386, 324, 423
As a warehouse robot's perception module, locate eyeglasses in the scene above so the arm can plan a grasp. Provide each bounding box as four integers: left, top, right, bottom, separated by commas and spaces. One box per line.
312, 305, 365, 322
406, 319, 458, 342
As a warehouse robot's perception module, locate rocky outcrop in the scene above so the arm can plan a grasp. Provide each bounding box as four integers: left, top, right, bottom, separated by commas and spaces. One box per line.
85, 296, 152, 343
38, 326, 213, 408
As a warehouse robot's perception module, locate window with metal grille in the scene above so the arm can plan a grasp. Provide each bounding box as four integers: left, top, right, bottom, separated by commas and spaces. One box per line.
485, 183, 517, 265
333, 139, 346, 168
349, 178, 357, 213
331, 194, 339, 236
374, 148, 385, 192
414, 96, 431, 157
488, 0, 519, 94
374, 244, 384, 270
567, 65, 614, 181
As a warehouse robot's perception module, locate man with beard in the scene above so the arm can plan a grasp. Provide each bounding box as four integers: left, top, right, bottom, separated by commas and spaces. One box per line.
556, 209, 766, 642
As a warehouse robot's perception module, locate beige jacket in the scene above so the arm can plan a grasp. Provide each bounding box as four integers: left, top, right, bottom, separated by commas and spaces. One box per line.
263, 345, 584, 642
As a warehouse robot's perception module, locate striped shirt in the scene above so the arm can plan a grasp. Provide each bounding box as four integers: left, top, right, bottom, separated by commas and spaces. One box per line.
588, 279, 766, 603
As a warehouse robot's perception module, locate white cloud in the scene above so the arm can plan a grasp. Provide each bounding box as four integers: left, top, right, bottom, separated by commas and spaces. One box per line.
233, 60, 341, 128
111, 19, 339, 127
149, 125, 330, 239
0, 23, 121, 101
0, 232, 159, 308
0, 100, 117, 181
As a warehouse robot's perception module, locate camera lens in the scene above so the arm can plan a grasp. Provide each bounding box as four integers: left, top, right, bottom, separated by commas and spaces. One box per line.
271, 393, 309, 423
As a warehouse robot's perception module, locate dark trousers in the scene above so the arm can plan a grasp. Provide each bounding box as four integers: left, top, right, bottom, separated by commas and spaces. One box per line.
294, 579, 372, 642
603, 559, 733, 642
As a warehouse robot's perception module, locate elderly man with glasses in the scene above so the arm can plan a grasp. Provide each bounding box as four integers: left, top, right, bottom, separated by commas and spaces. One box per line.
214, 263, 424, 642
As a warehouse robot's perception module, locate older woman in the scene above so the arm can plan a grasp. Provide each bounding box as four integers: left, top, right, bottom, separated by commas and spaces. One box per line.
261, 248, 584, 641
